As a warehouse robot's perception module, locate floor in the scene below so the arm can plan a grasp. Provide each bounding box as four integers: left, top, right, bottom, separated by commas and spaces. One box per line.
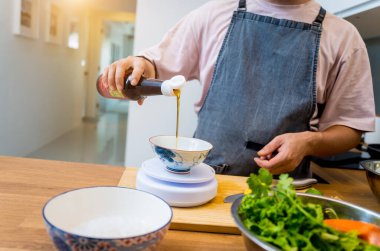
27, 112, 127, 167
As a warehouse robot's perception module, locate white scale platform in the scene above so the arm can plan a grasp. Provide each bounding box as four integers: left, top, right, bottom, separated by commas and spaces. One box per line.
136, 158, 218, 207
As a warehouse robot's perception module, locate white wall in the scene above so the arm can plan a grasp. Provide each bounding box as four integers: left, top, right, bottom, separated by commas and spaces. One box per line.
125, 0, 210, 167
0, 0, 86, 156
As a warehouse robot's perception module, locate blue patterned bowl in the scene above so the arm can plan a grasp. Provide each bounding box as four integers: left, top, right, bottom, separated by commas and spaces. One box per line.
42, 187, 172, 251
149, 136, 213, 174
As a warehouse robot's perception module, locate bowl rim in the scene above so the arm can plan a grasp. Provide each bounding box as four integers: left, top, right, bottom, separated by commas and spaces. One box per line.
360, 160, 380, 176
231, 192, 380, 251
149, 135, 213, 153
368, 144, 380, 150
42, 186, 173, 240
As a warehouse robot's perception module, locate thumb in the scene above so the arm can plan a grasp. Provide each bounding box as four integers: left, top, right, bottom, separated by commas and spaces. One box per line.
258, 136, 282, 156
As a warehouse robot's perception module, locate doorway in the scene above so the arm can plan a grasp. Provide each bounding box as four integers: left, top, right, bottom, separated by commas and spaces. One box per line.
95, 21, 135, 165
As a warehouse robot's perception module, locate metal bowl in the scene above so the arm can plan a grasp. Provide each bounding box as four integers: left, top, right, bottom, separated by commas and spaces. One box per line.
367, 144, 380, 159
231, 193, 380, 251
360, 160, 380, 203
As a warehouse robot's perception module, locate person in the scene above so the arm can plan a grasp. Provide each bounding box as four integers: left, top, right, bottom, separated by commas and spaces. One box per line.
102, 0, 375, 178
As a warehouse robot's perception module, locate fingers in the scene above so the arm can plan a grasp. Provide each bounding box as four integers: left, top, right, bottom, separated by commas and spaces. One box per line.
254, 149, 301, 175
107, 63, 117, 91
255, 135, 294, 174
254, 132, 312, 175
102, 66, 109, 89
102, 56, 147, 94
129, 59, 145, 86
254, 152, 286, 170
115, 61, 128, 90
258, 136, 282, 157
254, 157, 291, 175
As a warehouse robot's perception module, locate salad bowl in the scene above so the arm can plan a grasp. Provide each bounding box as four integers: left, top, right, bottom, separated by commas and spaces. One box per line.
360, 160, 380, 203
231, 193, 380, 251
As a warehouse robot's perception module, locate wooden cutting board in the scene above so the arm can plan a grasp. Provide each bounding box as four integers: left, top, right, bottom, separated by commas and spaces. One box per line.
118, 168, 248, 234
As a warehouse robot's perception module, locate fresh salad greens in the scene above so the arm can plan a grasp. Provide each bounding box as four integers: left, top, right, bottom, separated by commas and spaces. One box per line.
239, 168, 380, 251
305, 187, 323, 196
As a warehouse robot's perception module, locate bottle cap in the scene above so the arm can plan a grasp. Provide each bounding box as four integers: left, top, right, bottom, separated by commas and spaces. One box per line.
161, 75, 186, 96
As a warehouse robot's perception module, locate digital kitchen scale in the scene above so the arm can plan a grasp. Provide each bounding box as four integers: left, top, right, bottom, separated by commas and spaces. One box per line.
136, 158, 218, 207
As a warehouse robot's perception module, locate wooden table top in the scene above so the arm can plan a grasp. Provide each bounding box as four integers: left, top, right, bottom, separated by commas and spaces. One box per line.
0, 156, 378, 250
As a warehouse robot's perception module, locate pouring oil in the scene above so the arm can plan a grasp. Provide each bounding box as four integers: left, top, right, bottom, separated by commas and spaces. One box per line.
173, 89, 181, 147
96, 74, 185, 148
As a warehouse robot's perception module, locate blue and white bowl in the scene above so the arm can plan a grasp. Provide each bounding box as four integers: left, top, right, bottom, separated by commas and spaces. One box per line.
149, 136, 213, 174
42, 187, 172, 251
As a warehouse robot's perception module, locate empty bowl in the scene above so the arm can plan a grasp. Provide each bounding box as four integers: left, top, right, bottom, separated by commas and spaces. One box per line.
149, 135, 213, 173
360, 160, 380, 203
42, 186, 172, 251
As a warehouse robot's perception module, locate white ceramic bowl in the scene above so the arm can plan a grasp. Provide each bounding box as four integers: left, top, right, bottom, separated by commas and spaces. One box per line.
42, 187, 172, 251
149, 135, 213, 173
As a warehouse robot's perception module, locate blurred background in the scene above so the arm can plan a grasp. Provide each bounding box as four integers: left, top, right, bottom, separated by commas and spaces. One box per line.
0, 0, 379, 168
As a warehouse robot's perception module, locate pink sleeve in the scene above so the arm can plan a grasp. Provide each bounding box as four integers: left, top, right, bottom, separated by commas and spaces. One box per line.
139, 10, 201, 81
319, 47, 376, 132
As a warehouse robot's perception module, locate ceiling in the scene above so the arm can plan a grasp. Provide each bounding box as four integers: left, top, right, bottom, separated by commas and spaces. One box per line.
97, 0, 136, 12
76, 0, 137, 13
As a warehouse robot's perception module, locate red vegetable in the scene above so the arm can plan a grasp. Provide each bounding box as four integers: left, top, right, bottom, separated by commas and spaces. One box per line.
324, 219, 380, 247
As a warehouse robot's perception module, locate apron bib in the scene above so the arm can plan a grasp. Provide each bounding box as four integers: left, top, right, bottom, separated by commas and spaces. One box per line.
194, 0, 326, 178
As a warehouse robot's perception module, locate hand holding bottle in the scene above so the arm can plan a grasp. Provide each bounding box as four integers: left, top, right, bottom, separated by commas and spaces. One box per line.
98, 56, 185, 103
101, 56, 156, 105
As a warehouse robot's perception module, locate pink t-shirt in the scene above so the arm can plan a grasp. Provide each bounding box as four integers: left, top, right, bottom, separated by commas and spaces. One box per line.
141, 0, 375, 132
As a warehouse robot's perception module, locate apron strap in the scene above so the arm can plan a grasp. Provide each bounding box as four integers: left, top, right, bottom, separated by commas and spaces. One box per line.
313, 7, 326, 27
238, 0, 247, 11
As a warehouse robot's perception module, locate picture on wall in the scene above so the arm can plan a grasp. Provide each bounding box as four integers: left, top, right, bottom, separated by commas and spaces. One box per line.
13, 0, 40, 38
45, 2, 62, 44
66, 17, 80, 49
21, 0, 32, 27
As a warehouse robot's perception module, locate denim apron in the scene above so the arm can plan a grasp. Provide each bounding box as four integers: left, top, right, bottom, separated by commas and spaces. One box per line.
194, 0, 326, 178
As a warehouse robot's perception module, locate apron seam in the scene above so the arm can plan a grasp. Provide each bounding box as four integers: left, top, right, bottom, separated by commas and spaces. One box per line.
235, 17, 316, 32
307, 25, 323, 130
235, 12, 313, 30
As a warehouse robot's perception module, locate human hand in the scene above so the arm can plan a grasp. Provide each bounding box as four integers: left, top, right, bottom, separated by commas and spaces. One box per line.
101, 56, 155, 105
254, 131, 316, 175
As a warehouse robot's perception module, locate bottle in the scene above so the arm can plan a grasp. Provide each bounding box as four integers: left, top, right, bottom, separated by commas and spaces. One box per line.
96, 74, 185, 100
